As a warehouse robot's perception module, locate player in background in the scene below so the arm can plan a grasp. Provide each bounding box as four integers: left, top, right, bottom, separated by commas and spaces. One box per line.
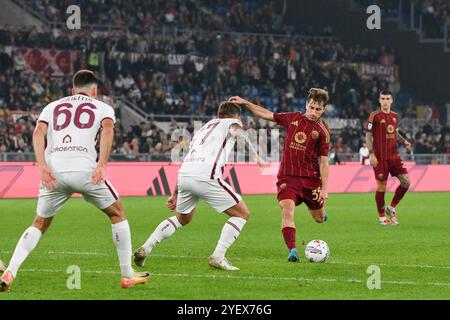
134, 102, 264, 271
0, 70, 149, 292
365, 90, 412, 225
229, 88, 331, 263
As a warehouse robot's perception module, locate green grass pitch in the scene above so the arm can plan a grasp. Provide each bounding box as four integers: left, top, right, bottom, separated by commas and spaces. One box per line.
0, 192, 449, 300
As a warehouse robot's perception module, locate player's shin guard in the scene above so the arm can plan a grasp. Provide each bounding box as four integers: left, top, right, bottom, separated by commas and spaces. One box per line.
6, 226, 42, 279
112, 220, 133, 279
212, 217, 247, 259
142, 216, 182, 254
281, 227, 296, 250
375, 191, 386, 217
391, 185, 408, 208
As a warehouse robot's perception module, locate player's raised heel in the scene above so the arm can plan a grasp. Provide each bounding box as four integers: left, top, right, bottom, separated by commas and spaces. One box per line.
134, 247, 147, 267
0, 260, 6, 273
287, 248, 300, 262
208, 256, 239, 271
121, 271, 151, 289
385, 206, 399, 225
0, 271, 14, 292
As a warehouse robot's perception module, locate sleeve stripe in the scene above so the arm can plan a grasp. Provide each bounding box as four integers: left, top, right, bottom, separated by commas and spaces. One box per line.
101, 117, 115, 124
318, 121, 330, 143
368, 110, 380, 123
37, 120, 48, 125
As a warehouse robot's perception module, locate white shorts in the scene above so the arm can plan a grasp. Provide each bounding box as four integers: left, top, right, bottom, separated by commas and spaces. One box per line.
176, 177, 242, 214
37, 171, 119, 218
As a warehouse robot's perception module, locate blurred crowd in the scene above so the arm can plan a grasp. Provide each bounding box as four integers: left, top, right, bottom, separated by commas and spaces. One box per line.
26, 0, 292, 34
355, 0, 449, 38
1, 1, 449, 159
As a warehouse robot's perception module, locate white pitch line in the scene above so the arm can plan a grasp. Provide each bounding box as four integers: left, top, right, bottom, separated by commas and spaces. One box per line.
3, 250, 450, 270
18, 268, 450, 287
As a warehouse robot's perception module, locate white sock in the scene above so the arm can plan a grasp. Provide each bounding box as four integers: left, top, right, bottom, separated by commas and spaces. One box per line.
142, 216, 182, 255
212, 217, 247, 259
111, 220, 133, 279
6, 226, 42, 278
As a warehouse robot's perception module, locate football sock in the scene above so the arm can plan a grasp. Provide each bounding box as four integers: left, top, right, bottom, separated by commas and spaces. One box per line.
282, 227, 296, 250
391, 186, 408, 208
212, 217, 247, 259
375, 191, 385, 217
6, 226, 42, 279
111, 220, 133, 279
142, 216, 182, 255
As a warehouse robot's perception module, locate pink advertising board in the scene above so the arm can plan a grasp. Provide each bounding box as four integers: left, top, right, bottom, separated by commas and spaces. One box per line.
0, 162, 449, 199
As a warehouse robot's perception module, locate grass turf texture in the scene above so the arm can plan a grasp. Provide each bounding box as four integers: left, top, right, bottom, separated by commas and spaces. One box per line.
0, 192, 449, 300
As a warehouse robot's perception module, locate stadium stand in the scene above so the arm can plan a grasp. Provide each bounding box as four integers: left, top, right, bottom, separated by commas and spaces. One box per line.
0, 0, 449, 163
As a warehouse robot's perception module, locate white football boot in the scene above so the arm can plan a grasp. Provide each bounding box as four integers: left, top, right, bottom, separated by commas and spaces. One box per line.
208, 256, 239, 271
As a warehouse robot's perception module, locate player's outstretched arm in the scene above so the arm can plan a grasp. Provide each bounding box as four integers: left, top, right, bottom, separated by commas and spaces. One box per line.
167, 181, 178, 212
229, 124, 266, 169
396, 129, 412, 151
228, 96, 275, 122
92, 118, 114, 184
365, 132, 378, 167
319, 155, 329, 204
33, 122, 56, 190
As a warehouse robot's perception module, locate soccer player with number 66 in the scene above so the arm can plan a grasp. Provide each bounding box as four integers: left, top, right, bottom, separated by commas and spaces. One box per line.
0, 70, 149, 292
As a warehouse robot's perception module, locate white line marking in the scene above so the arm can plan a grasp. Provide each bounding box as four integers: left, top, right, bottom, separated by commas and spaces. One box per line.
18, 268, 450, 287
3, 251, 450, 270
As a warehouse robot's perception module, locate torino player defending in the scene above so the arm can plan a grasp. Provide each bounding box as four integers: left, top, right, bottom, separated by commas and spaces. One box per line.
229, 89, 330, 262
134, 102, 263, 271
0, 70, 149, 292
365, 90, 412, 225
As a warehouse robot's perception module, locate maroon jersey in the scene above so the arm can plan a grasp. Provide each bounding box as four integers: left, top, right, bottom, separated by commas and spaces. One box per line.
366, 110, 399, 160
274, 112, 331, 178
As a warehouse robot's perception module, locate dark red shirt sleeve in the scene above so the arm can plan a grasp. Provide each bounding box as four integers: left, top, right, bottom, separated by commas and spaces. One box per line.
319, 127, 331, 157
273, 112, 297, 127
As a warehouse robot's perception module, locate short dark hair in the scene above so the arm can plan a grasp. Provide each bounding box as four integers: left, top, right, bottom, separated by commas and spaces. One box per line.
73, 69, 99, 88
217, 101, 241, 118
379, 90, 393, 97
307, 88, 329, 107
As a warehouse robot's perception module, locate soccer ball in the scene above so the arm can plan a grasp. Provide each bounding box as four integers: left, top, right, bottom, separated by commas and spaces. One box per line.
305, 240, 330, 263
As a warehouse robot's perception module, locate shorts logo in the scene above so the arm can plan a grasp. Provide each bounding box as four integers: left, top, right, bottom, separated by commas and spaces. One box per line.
294, 132, 307, 144
280, 183, 287, 189
387, 125, 395, 134
311, 130, 319, 139
378, 173, 384, 179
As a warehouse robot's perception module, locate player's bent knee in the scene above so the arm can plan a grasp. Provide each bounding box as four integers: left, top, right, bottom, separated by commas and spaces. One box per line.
176, 213, 193, 226
32, 216, 53, 234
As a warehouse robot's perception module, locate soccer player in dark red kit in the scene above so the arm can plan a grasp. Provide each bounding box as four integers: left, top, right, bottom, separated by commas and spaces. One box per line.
365, 90, 412, 225
229, 88, 330, 262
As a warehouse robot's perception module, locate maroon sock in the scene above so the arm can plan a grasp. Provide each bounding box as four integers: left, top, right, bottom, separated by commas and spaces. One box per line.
391, 186, 408, 208
375, 191, 385, 217
282, 227, 296, 250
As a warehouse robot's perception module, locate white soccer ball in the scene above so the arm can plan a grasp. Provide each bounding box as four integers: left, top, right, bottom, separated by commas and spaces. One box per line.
305, 240, 330, 263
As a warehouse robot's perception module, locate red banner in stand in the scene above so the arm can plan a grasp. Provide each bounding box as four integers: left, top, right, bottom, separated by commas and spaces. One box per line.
13, 47, 80, 76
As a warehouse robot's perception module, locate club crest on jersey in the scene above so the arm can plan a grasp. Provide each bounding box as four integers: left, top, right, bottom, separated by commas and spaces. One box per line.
294, 132, 307, 144
387, 125, 395, 133
393, 117, 397, 122
291, 120, 299, 126
311, 130, 319, 139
